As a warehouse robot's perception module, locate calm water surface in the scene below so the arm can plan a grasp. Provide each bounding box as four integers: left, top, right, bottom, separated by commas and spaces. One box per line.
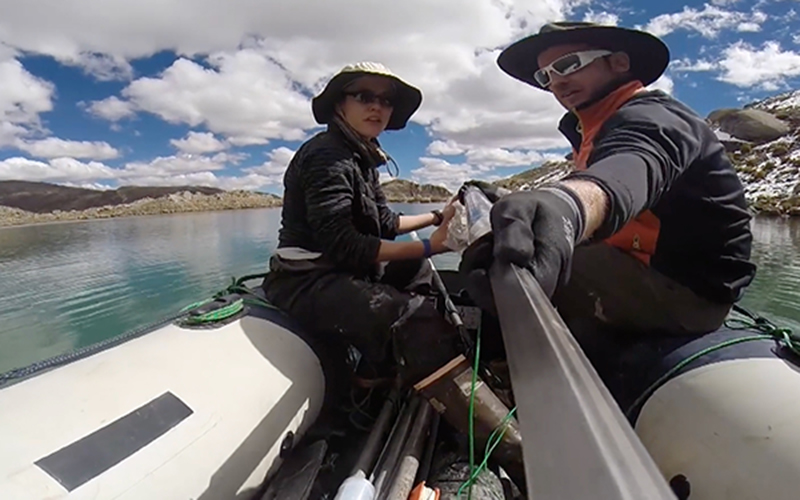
1, 205, 798, 373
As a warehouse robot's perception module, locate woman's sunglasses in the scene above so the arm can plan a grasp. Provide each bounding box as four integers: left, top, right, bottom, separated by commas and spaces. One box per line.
343, 90, 396, 108
534, 50, 612, 87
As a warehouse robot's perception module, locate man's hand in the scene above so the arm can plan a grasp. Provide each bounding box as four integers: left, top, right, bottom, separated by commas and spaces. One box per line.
458, 184, 587, 313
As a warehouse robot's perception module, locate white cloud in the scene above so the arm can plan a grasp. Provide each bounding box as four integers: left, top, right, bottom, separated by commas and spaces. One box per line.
671, 58, 718, 72
736, 22, 762, 32
644, 5, 767, 38
648, 74, 675, 94
0, 59, 55, 146
170, 131, 228, 154
61, 181, 115, 190
0, 156, 116, 182
3, 0, 729, 192
464, 147, 563, 168
711, 0, 740, 5
60, 52, 134, 81
0, 42, 17, 61
103, 51, 315, 146
794, 34, 800, 45
427, 140, 466, 156
15, 137, 120, 160
120, 154, 228, 181
582, 10, 620, 26
235, 146, 297, 187
717, 41, 800, 89
411, 158, 484, 192
87, 96, 136, 121
0, 0, 586, 156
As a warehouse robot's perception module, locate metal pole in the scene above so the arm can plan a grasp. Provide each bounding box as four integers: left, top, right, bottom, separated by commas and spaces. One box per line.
350, 388, 400, 477
488, 262, 677, 500
408, 230, 473, 351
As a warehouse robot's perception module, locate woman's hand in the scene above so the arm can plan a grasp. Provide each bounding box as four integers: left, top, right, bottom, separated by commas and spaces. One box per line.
430, 204, 456, 253
441, 200, 456, 222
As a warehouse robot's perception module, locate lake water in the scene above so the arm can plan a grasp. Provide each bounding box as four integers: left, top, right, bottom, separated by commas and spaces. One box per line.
1, 205, 799, 374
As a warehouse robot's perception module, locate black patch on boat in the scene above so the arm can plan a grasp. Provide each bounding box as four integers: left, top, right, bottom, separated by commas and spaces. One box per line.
35, 391, 193, 491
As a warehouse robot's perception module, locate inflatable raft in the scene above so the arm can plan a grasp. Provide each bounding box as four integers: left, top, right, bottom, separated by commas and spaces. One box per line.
1, 270, 799, 499
0, 278, 332, 500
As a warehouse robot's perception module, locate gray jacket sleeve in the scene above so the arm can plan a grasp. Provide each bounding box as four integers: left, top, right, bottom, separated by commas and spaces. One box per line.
565, 102, 705, 239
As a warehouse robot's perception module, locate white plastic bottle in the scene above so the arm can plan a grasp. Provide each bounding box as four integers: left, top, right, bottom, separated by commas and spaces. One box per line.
333, 470, 375, 500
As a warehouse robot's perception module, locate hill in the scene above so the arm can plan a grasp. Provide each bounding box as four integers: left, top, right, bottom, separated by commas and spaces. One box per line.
715, 89, 800, 216
0, 181, 226, 213
380, 179, 452, 202
493, 160, 574, 191
0, 181, 281, 227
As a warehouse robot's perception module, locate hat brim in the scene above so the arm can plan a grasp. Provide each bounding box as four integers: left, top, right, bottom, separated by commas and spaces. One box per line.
311, 71, 422, 131
497, 26, 670, 90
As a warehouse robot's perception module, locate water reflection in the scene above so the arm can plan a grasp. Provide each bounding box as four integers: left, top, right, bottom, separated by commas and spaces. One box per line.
739, 216, 800, 331
0, 208, 798, 374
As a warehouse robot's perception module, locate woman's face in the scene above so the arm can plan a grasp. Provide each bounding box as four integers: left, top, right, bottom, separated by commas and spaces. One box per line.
337, 75, 396, 139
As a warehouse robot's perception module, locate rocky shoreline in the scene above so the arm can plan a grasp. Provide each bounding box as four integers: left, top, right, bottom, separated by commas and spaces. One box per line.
0, 190, 282, 228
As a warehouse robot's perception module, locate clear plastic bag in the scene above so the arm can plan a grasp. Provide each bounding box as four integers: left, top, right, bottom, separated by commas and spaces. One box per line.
444, 201, 470, 252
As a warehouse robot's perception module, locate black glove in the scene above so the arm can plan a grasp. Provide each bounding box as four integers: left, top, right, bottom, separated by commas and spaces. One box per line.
459, 185, 586, 314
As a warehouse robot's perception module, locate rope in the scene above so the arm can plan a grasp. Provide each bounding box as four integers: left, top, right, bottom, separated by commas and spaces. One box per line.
457, 320, 518, 499
625, 305, 799, 419
0, 272, 276, 386
176, 273, 279, 326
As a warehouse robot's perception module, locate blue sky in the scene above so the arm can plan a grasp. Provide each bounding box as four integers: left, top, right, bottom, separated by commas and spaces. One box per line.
1, 0, 799, 195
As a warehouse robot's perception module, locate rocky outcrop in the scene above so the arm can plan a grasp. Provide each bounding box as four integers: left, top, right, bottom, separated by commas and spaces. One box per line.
493, 160, 574, 191
712, 89, 800, 216
0, 189, 282, 227
380, 179, 452, 202
708, 108, 790, 144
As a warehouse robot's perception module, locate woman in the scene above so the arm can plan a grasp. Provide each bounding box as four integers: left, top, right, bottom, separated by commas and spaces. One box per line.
262, 62, 459, 385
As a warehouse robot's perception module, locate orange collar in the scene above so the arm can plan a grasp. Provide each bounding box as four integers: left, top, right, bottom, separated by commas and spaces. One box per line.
573, 80, 645, 169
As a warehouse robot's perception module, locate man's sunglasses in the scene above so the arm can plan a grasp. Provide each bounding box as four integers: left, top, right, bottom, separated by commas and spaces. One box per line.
534, 50, 612, 88
343, 90, 396, 108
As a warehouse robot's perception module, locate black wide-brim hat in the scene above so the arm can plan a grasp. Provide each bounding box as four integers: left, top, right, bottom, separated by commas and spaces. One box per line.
311, 62, 423, 131
497, 22, 670, 90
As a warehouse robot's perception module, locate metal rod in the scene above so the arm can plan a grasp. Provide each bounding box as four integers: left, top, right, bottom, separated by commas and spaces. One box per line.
351, 388, 400, 477
383, 400, 434, 500
488, 262, 677, 500
408, 231, 471, 348
371, 396, 421, 498
415, 411, 440, 486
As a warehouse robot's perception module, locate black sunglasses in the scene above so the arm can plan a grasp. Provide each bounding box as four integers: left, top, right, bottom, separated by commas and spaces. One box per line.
343, 90, 396, 108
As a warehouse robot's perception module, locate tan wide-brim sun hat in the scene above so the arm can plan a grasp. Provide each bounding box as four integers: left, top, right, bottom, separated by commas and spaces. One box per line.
311, 62, 423, 131
497, 21, 670, 91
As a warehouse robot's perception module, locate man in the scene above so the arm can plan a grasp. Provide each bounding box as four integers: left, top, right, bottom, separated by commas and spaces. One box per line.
460, 22, 757, 336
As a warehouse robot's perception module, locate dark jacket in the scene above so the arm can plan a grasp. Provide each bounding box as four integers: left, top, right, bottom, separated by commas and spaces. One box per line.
561, 89, 756, 304
276, 124, 399, 278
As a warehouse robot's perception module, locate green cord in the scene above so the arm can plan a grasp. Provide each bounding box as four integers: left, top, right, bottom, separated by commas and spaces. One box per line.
176, 273, 280, 326
626, 311, 799, 419
457, 320, 519, 499
465, 322, 481, 500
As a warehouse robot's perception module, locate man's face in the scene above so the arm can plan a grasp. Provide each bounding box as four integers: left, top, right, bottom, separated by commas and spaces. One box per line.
536, 43, 629, 110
